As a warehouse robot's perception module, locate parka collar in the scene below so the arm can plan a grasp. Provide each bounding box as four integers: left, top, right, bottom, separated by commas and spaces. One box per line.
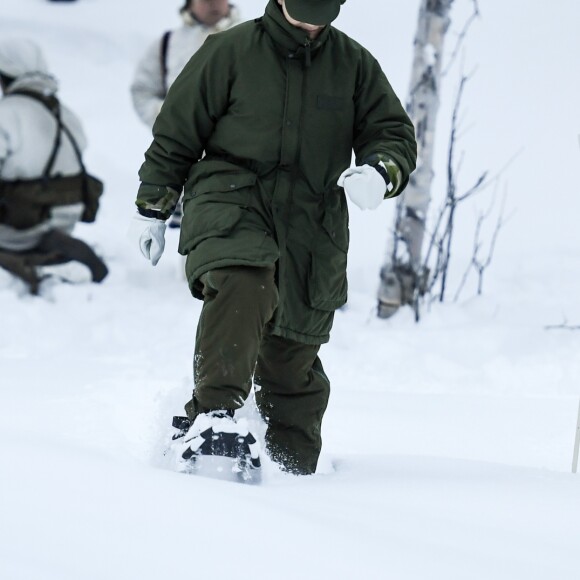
262, 0, 331, 65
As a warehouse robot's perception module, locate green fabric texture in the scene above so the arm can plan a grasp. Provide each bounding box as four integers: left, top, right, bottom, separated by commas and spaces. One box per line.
137, 0, 417, 345
184, 265, 329, 475
254, 333, 330, 475
135, 184, 181, 219
188, 265, 279, 414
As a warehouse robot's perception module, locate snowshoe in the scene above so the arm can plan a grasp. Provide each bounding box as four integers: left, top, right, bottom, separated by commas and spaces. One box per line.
170, 412, 261, 484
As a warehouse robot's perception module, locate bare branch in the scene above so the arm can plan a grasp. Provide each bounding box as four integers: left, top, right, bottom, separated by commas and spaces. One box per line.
473, 148, 525, 196
453, 210, 486, 301
456, 172, 488, 202
442, 0, 481, 77
545, 317, 580, 331
453, 185, 513, 301
472, 195, 511, 295
438, 73, 470, 301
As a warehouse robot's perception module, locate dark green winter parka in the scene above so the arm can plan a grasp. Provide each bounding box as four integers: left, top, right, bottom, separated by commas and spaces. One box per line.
137, 0, 417, 345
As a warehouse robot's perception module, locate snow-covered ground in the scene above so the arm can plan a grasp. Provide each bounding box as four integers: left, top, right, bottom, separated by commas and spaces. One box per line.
1, 1, 579, 579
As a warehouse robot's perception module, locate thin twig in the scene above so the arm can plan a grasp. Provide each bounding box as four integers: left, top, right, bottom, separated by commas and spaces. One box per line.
545, 318, 580, 331
453, 211, 486, 301
442, 0, 480, 77
456, 172, 488, 202
473, 199, 512, 295
439, 74, 469, 301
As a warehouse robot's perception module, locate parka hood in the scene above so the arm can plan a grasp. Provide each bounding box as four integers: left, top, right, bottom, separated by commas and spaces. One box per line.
0, 38, 49, 80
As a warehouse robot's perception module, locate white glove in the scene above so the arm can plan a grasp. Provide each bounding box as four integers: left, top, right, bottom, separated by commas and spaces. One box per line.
129, 213, 167, 266
337, 164, 386, 210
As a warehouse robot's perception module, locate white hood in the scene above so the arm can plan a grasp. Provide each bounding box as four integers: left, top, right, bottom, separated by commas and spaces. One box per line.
0, 38, 49, 79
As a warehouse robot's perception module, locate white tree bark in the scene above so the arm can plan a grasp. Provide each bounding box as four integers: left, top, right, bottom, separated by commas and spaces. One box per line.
377, 0, 454, 318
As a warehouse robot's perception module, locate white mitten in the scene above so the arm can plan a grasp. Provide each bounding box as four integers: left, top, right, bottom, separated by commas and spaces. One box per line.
129, 213, 167, 266
337, 164, 386, 210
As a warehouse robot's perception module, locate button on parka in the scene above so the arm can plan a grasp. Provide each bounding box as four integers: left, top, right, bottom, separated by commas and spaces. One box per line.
137, 0, 417, 345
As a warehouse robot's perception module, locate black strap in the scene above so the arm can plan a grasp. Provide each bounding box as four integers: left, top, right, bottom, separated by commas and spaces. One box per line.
42, 108, 62, 180
58, 117, 86, 174
160, 30, 172, 96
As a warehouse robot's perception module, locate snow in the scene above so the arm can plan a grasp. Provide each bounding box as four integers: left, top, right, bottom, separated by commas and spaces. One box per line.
1, 1, 580, 579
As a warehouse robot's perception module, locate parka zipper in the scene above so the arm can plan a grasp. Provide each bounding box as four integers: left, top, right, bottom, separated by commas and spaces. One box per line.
284, 50, 308, 224
303, 38, 312, 68
274, 43, 310, 330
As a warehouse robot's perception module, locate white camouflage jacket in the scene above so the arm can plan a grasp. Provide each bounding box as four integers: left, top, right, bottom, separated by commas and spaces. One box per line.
130, 6, 241, 128
0, 73, 87, 251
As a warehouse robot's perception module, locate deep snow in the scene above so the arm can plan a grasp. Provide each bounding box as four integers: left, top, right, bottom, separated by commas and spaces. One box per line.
1, 1, 579, 579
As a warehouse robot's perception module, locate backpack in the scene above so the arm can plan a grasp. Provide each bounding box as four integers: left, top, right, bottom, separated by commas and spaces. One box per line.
0, 91, 104, 228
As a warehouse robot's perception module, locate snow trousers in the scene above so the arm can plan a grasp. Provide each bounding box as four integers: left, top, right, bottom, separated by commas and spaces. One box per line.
0, 229, 108, 294
185, 265, 331, 475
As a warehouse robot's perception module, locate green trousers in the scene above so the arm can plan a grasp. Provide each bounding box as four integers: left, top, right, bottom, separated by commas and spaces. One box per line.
185, 265, 330, 475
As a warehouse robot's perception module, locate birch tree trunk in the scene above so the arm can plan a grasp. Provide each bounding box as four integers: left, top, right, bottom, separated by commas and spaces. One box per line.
377, 0, 454, 319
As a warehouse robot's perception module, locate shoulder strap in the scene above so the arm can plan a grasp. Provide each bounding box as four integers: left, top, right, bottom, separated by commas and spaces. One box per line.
160, 30, 172, 96
58, 119, 86, 174
9, 89, 86, 177
43, 108, 62, 179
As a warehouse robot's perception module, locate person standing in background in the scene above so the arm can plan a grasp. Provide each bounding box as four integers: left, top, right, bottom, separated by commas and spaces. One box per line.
131, 0, 241, 228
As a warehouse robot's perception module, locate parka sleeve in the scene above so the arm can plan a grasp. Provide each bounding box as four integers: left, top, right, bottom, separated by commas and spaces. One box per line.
352, 52, 417, 195
136, 35, 232, 209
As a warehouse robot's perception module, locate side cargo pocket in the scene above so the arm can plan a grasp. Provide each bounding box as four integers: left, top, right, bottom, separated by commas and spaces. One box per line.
307, 190, 349, 311
178, 172, 256, 255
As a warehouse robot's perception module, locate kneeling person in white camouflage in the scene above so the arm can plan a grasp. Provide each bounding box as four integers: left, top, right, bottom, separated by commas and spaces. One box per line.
0, 39, 107, 294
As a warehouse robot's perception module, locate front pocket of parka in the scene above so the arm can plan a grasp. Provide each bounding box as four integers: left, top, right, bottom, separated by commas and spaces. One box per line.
179, 203, 243, 254
321, 205, 349, 253
320, 186, 349, 253
179, 172, 256, 254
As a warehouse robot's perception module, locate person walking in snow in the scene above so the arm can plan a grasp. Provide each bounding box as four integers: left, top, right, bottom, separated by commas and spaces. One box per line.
0, 39, 108, 294
131, 0, 417, 476
131, 0, 242, 228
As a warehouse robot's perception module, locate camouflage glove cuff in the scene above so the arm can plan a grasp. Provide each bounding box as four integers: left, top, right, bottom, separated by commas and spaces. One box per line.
136, 184, 181, 220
